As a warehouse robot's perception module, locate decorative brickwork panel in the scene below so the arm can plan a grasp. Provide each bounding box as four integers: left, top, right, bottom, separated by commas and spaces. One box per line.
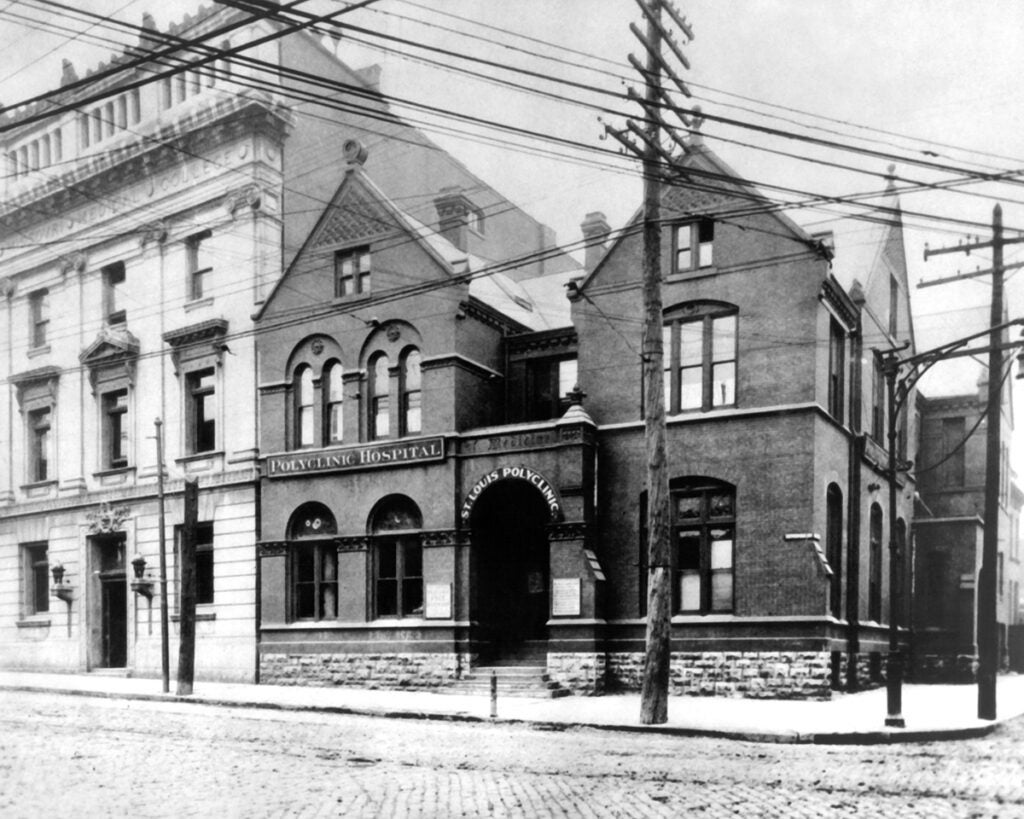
311, 187, 397, 249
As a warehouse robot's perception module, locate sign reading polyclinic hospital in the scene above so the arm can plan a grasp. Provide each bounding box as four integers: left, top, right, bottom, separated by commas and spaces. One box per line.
460, 465, 562, 522
266, 437, 445, 478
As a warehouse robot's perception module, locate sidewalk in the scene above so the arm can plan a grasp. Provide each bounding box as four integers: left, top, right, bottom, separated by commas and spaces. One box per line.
2, 669, 1023, 744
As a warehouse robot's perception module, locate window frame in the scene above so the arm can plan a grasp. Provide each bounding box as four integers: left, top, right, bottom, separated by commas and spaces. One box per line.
187, 230, 213, 301
663, 304, 738, 414
28, 406, 53, 483
323, 361, 344, 445
101, 388, 130, 469
369, 352, 390, 440
186, 367, 217, 454
673, 218, 715, 274
293, 365, 315, 449
670, 481, 735, 615
827, 318, 846, 423
288, 503, 339, 622
399, 348, 422, 437
175, 522, 215, 607
103, 261, 127, 327
23, 542, 49, 616
29, 289, 49, 349
333, 246, 371, 299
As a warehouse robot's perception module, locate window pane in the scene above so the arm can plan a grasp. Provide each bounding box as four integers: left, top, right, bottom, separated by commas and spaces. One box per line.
711, 362, 735, 407
558, 358, 578, 397
299, 407, 313, 446
403, 542, 422, 578
405, 392, 421, 435
403, 579, 423, 616
320, 583, 337, 619
677, 529, 701, 568
711, 570, 732, 610
676, 496, 701, 520
708, 494, 734, 518
374, 396, 390, 438
295, 544, 315, 581
679, 321, 703, 366
712, 315, 736, 361
710, 532, 733, 569
329, 404, 343, 443
321, 549, 337, 582
295, 584, 315, 619
196, 550, 214, 604
698, 219, 714, 267
680, 366, 702, 410
680, 571, 701, 610
377, 579, 397, 616
675, 225, 692, 271
378, 542, 397, 579
328, 365, 344, 402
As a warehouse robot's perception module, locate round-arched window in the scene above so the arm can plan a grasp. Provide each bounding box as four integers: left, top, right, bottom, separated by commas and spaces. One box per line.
287, 502, 338, 539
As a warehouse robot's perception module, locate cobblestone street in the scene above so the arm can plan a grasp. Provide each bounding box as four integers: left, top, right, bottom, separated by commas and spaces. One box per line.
2, 690, 1023, 817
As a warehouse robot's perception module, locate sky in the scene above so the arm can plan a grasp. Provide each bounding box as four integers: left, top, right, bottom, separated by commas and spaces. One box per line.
2, 0, 1023, 427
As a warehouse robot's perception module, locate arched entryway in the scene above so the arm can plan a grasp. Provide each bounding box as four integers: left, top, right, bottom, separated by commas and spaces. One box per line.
469, 479, 553, 662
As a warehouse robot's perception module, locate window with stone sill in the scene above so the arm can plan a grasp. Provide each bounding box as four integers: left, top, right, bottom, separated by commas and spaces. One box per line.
29, 289, 49, 349
187, 230, 213, 301
673, 218, 714, 274
103, 261, 127, 327
102, 388, 130, 469
175, 522, 215, 607
28, 406, 52, 483
23, 542, 49, 616
186, 368, 216, 454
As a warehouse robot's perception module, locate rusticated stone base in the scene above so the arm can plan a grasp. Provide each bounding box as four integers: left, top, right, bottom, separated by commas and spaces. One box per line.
911, 653, 978, 683
547, 652, 606, 695
260, 652, 465, 689
607, 651, 832, 700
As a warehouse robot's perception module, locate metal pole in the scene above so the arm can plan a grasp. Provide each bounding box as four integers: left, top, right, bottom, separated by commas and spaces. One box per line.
489, 670, 497, 719
155, 417, 170, 694
885, 361, 905, 727
978, 205, 1004, 720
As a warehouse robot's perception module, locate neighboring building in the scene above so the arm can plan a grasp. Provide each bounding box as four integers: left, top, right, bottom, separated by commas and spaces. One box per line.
0, 6, 569, 682
913, 380, 1022, 679
253, 133, 919, 699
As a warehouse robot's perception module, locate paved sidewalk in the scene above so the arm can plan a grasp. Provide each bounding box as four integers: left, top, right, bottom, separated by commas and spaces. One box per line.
2, 669, 1023, 744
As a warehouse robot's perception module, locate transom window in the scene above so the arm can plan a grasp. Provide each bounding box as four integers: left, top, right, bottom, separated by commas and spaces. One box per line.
674, 218, 714, 273
334, 247, 371, 298
672, 481, 735, 614
663, 303, 737, 413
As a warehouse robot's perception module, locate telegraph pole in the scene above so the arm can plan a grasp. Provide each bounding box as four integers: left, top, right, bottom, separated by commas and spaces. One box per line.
604, 0, 695, 724
155, 418, 170, 694
922, 204, 1024, 720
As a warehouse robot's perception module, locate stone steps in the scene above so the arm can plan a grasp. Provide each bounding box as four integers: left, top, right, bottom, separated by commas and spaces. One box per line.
447, 665, 570, 698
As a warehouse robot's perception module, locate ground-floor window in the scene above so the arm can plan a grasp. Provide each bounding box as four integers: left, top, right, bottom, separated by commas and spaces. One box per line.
288, 502, 339, 622
674, 480, 735, 613
23, 542, 49, 615
370, 494, 423, 618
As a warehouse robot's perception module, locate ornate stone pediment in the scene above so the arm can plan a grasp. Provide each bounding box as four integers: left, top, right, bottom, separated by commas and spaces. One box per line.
163, 318, 229, 375
80, 329, 140, 394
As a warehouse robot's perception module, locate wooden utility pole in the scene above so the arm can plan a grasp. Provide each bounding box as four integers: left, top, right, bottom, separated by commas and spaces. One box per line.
155, 418, 170, 694
637, 0, 671, 726
922, 204, 1024, 720
177, 478, 199, 695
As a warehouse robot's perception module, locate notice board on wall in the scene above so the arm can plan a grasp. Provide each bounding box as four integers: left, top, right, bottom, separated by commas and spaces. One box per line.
551, 577, 581, 617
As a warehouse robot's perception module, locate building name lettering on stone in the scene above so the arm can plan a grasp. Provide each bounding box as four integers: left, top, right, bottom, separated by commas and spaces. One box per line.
266, 437, 445, 477
461, 465, 560, 522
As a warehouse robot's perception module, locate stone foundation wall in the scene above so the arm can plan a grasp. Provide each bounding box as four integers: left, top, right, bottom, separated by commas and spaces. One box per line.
260, 652, 464, 689
547, 652, 606, 695
911, 653, 977, 683
606, 651, 832, 700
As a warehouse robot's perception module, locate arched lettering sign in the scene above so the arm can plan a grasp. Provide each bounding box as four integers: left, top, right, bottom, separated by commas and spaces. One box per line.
460, 465, 562, 523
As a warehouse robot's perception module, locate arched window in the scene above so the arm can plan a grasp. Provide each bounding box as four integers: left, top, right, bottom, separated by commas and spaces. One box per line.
287, 503, 338, 621
401, 348, 422, 436
294, 366, 315, 448
663, 302, 737, 413
826, 484, 843, 619
369, 353, 390, 439
369, 495, 423, 618
324, 362, 344, 444
869, 503, 883, 622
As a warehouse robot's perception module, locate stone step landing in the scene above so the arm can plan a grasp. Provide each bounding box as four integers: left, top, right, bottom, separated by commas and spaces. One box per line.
447, 665, 570, 698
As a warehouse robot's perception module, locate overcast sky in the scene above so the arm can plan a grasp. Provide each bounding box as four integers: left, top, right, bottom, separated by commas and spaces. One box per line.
2, 0, 1023, 417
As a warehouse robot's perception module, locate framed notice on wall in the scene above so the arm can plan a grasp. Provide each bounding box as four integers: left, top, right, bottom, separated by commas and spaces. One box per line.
425, 583, 452, 619
551, 578, 581, 617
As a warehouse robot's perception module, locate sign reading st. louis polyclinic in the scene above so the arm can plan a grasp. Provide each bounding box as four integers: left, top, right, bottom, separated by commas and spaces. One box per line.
266, 437, 445, 477
461, 465, 562, 522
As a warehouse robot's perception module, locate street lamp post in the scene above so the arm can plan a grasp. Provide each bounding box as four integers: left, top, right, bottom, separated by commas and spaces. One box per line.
884, 355, 905, 728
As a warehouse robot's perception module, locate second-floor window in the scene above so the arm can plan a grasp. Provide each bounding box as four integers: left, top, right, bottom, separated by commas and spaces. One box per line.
663, 304, 737, 413
102, 389, 129, 469
828, 319, 846, 422
334, 247, 371, 298
187, 369, 216, 453
23, 543, 49, 615
325, 363, 344, 444
30, 290, 49, 348
28, 407, 52, 482
295, 366, 315, 448
103, 262, 126, 326
871, 356, 885, 442
369, 354, 390, 439
400, 349, 422, 436
674, 218, 714, 273
187, 230, 213, 300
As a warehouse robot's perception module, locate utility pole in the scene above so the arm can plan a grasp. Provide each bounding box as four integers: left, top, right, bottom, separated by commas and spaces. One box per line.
604, 0, 695, 725
155, 417, 170, 694
922, 204, 1024, 720
177, 478, 199, 695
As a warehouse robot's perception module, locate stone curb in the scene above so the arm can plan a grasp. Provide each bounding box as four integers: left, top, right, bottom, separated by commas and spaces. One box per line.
0, 682, 1006, 745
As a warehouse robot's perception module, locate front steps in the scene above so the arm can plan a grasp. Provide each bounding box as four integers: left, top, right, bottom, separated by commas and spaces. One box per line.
448, 664, 570, 698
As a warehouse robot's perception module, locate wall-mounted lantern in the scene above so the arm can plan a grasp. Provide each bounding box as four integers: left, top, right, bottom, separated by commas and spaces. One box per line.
130, 554, 155, 599
50, 560, 75, 604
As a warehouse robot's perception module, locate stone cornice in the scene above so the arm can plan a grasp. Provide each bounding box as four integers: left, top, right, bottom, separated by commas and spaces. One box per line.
507, 326, 578, 356
163, 318, 229, 348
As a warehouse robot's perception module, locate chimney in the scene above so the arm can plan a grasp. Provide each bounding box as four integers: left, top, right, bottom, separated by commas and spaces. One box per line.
580, 211, 610, 273
139, 12, 161, 50
356, 64, 382, 94
434, 186, 473, 251
60, 59, 78, 87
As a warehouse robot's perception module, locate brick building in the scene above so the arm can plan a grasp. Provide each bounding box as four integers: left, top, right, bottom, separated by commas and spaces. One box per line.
253, 134, 919, 699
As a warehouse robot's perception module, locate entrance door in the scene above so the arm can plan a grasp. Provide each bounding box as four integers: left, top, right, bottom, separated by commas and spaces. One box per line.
471, 480, 550, 660
101, 575, 127, 668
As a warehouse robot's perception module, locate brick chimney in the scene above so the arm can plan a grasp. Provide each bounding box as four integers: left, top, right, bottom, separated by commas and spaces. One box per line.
580, 212, 611, 273
434, 187, 473, 251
